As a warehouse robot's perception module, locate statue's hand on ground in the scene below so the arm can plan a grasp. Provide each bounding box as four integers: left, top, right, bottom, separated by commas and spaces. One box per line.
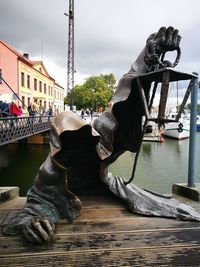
144, 26, 181, 70
23, 217, 55, 244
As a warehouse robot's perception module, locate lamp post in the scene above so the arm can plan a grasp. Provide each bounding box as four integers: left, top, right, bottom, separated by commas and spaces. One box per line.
188, 73, 199, 187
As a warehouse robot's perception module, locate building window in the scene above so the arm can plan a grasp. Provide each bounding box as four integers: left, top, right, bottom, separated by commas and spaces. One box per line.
48, 86, 50, 96
39, 100, 42, 110
34, 78, 37, 90
51, 87, 53, 96
21, 72, 25, 87
44, 101, 46, 110
27, 75, 30, 88
22, 96, 25, 108
28, 97, 30, 107
44, 83, 46, 94
39, 81, 42, 92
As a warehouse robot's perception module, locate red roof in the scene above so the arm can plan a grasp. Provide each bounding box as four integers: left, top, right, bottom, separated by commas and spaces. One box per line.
0, 40, 55, 81
0, 40, 33, 66
55, 81, 64, 89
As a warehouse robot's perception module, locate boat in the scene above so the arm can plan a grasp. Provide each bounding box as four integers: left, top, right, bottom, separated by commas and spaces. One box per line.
163, 112, 190, 140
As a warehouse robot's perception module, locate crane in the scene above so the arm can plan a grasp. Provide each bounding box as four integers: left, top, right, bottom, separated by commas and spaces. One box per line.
64, 0, 75, 109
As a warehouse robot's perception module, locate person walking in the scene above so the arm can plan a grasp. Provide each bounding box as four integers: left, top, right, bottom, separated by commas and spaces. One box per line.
31, 99, 40, 116
9, 101, 19, 117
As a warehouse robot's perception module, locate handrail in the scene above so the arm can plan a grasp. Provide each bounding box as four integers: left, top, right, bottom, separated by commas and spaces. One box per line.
0, 115, 53, 146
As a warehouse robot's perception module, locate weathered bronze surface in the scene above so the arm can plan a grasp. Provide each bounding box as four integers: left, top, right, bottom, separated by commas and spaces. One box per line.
3, 26, 200, 244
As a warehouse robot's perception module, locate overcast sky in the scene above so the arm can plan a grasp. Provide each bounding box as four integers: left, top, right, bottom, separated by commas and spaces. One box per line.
1, 0, 200, 101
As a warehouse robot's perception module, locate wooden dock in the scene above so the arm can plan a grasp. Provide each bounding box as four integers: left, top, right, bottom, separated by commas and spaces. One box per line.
1, 195, 200, 266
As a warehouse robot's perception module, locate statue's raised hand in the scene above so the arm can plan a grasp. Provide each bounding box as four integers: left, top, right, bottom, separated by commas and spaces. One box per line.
144, 26, 181, 71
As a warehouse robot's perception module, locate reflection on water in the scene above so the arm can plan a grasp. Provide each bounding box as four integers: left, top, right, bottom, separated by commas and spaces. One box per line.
0, 144, 49, 196
109, 132, 200, 193
0, 133, 199, 196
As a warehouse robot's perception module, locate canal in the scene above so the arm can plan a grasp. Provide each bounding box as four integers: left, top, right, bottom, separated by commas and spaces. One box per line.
0, 133, 200, 196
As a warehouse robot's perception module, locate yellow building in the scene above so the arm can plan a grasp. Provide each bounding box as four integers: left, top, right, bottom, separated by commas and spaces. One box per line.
0, 40, 64, 115
19, 58, 55, 113
53, 82, 64, 114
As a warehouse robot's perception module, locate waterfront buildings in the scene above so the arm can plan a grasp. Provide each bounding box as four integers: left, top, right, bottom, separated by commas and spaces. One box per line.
54, 82, 65, 114
0, 40, 64, 114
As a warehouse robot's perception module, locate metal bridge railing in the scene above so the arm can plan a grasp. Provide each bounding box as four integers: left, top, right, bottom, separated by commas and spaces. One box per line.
0, 115, 53, 146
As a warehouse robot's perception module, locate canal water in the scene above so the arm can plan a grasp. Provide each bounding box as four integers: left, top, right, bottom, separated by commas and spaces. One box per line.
0, 133, 200, 196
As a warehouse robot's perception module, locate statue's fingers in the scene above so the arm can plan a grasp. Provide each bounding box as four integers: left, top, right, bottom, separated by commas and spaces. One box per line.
23, 225, 42, 244
166, 26, 174, 47
23, 227, 35, 243
172, 29, 179, 46
176, 35, 182, 47
32, 220, 50, 242
41, 218, 55, 237
157, 26, 166, 45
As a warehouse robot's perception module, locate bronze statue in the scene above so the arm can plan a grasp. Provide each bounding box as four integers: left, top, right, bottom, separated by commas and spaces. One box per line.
3, 26, 200, 244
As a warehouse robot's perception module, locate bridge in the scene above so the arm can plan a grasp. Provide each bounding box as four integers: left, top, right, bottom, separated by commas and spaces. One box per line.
0, 116, 53, 146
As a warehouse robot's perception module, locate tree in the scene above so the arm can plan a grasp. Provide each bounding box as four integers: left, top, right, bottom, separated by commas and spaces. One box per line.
64, 73, 116, 111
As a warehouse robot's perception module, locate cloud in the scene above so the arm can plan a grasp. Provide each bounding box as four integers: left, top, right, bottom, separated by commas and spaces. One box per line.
1, 0, 200, 90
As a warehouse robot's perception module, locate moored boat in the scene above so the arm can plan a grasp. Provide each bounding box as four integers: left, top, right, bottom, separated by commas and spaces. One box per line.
163, 112, 190, 140
197, 115, 200, 131
163, 122, 190, 140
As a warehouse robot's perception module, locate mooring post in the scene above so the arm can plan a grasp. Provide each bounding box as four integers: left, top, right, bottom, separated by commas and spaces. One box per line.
188, 74, 199, 187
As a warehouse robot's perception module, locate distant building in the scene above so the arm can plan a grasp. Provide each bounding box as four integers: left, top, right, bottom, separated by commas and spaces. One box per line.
53, 82, 64, 114
0, 40, 64, 114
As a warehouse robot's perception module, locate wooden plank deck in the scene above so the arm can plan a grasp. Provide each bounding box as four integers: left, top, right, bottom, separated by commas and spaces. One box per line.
0, 195, 200, 266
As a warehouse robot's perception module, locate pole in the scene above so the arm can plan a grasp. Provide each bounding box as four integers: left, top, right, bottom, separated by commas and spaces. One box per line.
0, 75, 28, 110
188, 74, 198, 187
0, 69, 2, 84
158, 71, 170, 121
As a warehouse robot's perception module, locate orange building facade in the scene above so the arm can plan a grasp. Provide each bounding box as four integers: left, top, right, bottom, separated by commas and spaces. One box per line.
0, 40, 64, 114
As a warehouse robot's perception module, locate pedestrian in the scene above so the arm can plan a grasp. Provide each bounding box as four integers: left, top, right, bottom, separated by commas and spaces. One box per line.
9, 101, 19, 117
81, 109, 85, 119
90, 108, 93, 118
0, 100, 9, 117
17, 106, 23, 116
48, 106, 53, 116
31, 99, 40, 116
